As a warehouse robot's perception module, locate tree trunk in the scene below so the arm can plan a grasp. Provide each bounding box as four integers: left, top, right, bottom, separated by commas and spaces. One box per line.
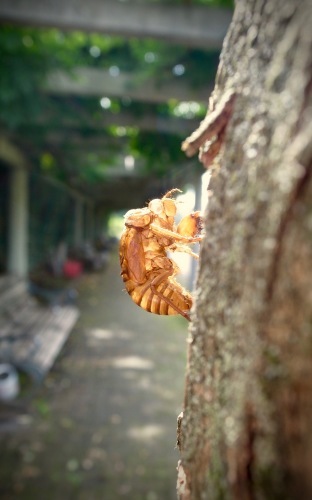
178, 0, 312, 498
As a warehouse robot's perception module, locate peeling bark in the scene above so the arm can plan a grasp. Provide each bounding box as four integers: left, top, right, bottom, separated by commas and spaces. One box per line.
178, 0, 312, 498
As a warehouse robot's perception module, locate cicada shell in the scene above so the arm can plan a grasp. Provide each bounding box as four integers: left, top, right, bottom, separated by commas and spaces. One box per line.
119, 190, 202, 321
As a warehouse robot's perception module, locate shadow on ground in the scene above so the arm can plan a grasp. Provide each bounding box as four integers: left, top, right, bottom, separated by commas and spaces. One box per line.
0, 252, 189, 500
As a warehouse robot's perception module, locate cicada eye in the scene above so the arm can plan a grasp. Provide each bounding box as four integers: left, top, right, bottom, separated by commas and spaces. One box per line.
148, 199, 163, 215
163, 198, 176, 217
124, 208, 151, 227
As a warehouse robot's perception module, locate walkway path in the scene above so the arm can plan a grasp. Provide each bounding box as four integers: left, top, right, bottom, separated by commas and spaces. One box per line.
0, 252, 189, 500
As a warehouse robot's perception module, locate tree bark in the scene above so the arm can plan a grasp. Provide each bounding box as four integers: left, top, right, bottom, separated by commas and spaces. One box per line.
178, 0, 312, 499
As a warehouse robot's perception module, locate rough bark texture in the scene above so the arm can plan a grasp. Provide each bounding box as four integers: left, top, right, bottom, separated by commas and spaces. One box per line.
178, 0, 312, 499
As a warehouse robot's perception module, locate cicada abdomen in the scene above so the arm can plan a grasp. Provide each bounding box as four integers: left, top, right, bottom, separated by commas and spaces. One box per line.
130, 275, 192, 318
119, 227, 192, 320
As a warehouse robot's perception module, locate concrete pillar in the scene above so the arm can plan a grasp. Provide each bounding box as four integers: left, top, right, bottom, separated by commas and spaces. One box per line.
96, 209, 108, 236
74, 199, 84, 246
93, 208, 100, 237
87, 205, 95, 241
8, 168, 28, 277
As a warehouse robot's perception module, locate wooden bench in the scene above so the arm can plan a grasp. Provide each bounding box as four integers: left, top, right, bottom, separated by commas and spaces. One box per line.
0, 276, 79, 383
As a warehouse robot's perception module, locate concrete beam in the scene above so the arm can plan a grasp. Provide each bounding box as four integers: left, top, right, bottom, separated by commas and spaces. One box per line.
46, 67, 211, 104
89, 110, 201, 135
26, 109, 201, 136
0, 0, 232, 49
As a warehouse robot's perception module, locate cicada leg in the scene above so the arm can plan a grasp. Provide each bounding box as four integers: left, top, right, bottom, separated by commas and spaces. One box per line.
150, 223, 202, 245
176, 211, 203, 239
168, 243, 199, 260
150, 270, 191, 322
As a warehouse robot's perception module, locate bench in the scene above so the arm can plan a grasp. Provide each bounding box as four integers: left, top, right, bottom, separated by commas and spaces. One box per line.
0, 276, 79, 384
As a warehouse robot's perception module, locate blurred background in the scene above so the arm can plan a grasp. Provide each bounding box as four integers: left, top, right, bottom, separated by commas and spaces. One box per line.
0, 1, 233, 498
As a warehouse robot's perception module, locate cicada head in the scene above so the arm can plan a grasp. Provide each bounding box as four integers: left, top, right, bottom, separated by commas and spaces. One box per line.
148, 189, 180, 221
124, 207, 151, 228
149, 198, 176, 222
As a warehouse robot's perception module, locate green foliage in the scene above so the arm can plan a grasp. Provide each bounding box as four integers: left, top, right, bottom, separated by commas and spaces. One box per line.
0, 27, 45, 128
34, 398, 51, 417
129, 131, 185, 175
0, 27, 105, 127
0, 15, 230, 191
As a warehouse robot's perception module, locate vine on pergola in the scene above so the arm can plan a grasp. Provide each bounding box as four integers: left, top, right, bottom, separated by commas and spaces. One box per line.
0, 2, 233, 190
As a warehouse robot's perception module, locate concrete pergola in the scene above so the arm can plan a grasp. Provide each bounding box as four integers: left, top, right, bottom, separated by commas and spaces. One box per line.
46, 67, 212, 104
0, 1, 232, 276
0, 0, 232, 49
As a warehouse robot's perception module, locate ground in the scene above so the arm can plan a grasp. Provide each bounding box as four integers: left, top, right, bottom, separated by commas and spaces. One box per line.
0, 252, 189, 500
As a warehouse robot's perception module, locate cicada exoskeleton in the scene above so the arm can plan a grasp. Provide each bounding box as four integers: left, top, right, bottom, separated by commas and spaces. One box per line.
119, 189, 202, 321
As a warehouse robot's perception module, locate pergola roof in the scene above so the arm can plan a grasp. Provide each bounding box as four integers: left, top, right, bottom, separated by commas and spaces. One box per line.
0, 1, 232, 210
0, 0, 232, 49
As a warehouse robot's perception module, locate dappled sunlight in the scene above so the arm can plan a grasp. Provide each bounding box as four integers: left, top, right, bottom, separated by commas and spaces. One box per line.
127, 424, 165, 442
85, 327, 134, 347
136, 374, 152, 390
119, 370, 138, 380
117, 370, 153, 389
109, 327, 135, 340
118, 372, 176, 401
88, 328, 114, 340
154, 386, 176, 401
110, 356, 154, 370
0, 240, 189, 499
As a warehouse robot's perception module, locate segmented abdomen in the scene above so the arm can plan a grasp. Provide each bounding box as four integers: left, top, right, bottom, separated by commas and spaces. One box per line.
123, 275, 192, 316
